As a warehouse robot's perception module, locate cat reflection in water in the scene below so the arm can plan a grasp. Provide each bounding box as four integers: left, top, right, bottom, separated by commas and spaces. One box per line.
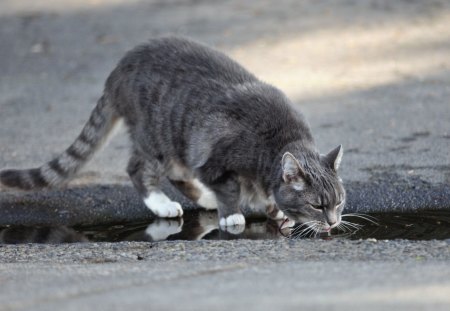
0, 212, 291, 243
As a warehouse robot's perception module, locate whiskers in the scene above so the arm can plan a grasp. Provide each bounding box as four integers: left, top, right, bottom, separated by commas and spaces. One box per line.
283, 213, 379, 239
334, 213, 379, 237
341, 213, 378, 225
334, 220, 363, 237
287, 221, 327, 239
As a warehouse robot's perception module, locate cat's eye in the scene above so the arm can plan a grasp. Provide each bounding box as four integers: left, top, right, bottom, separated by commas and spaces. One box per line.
310, 204, 324, 210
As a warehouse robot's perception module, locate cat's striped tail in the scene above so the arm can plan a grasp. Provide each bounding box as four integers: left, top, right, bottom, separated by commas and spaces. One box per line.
0, 95, 120, 190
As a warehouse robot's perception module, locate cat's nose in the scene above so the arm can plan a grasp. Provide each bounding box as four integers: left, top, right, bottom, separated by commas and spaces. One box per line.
327, 219, 336, 226
325, 211, 338, 226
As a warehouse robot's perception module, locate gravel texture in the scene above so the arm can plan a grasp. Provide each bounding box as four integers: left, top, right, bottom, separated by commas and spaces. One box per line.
1, 240, 450, 311
1, 239, 450, 264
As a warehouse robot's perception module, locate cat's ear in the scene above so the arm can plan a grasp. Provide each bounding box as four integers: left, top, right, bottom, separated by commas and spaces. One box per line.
281, 152, 306, 188
323, 145, 343, 171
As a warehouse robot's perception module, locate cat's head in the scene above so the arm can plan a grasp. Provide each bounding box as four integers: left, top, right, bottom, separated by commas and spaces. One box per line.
273, 145, 345, 232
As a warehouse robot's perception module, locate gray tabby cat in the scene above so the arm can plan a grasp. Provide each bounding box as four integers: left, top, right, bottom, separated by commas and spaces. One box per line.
0, 37, 345, 233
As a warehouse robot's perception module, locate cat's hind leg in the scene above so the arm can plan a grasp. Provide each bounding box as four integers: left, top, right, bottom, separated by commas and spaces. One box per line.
170, 179, 218, 210
166, 160, 218, 210
127, 154, 183, 218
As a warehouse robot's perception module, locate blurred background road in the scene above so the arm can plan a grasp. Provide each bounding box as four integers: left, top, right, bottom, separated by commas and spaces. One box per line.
1, 0, 449, 185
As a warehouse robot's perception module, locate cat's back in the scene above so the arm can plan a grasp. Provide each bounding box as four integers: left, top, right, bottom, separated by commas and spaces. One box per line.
115, 36, 256, 85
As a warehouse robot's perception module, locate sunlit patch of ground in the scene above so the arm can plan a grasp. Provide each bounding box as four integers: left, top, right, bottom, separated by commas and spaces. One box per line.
230, 9, 450, 100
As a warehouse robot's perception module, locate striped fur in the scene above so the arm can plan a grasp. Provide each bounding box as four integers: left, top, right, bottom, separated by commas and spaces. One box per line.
0, 95, 119, 190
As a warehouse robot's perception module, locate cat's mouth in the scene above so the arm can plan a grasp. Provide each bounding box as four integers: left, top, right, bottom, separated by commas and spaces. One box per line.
278, 217, 333, 237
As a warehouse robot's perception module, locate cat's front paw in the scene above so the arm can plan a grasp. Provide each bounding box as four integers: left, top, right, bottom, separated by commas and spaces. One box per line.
151, 201, 183, 218
219, 213, 245, 234
144, 192, 184, 218
271, 210, 286, 220
266, 204, 286, 220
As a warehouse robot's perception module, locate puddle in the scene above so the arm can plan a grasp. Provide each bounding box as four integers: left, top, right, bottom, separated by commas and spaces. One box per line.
0, 210, 449, 244
341, 210, 450, 241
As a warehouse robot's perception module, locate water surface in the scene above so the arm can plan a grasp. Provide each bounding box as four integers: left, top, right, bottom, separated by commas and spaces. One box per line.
1, 209, 449, 244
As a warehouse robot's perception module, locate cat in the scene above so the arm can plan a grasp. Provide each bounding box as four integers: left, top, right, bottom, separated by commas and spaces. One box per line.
0, 36, 345, 234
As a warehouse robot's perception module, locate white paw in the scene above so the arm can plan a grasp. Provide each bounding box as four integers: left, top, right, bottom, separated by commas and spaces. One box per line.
145, 219, 183, 241
271, 210, 286, 220
219, 214, 246, 235
144, 192, 183, 218
223, 225, 245, 235
193, 179, 218, 209
150, 202, 183, 218
279, 218, 296, 229
219, 213, 246, 227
